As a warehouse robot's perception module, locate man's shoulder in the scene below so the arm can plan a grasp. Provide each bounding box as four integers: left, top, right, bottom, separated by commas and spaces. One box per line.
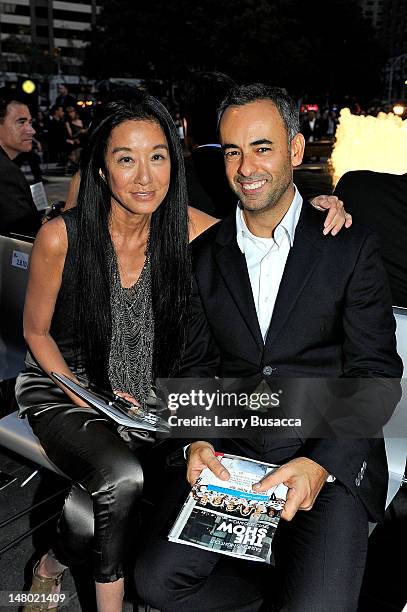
0, 149, 29, 189
0, 147, 12, 169
302, 198, 375, 249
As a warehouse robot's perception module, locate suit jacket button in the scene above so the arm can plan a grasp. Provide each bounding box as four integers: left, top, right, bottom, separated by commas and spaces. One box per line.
263, 365, 274, 376
362, 461, 367, 470
355, 477, 361, 486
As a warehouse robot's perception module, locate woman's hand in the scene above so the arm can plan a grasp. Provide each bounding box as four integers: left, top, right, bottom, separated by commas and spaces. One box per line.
114, 390, 141, 408
310, 195, 352, 236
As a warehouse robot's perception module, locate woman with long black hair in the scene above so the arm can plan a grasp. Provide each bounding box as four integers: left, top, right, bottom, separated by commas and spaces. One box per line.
15, 94, 215, 612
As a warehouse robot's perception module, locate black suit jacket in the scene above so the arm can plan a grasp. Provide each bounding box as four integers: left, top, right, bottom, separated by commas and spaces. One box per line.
180, 202, 402, 522
334, 170, 407, 308
0, 146, 41, 238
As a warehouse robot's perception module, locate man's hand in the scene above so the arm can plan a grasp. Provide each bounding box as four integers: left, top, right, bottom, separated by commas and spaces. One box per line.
186, 441, 230, 486
252, 457, 328, 521
310, 195, 352, 236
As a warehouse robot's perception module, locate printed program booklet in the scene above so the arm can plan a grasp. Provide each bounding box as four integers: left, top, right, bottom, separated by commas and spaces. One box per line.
168, 453, 288, 563
52, 372, 170, 433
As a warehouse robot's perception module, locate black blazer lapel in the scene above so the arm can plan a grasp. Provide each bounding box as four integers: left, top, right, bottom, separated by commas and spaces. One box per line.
265, 203, 323, 350
214, 216, 264, 351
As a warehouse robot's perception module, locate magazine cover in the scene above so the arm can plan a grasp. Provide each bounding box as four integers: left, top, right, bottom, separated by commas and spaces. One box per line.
52, 372, 170, 433
168, 453, 288, 563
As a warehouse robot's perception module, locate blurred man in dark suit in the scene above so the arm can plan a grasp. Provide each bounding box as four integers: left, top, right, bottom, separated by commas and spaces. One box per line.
335, 170, 407, 308
181, 71, 238, 218
300, 109, 323, 142
0, 97, 40, 237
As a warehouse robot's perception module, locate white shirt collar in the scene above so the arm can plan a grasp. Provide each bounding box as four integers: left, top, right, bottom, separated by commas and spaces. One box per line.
236, 184, 303, 253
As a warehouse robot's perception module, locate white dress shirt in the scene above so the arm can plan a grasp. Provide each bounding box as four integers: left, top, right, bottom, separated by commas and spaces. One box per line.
236, 186, 303, 341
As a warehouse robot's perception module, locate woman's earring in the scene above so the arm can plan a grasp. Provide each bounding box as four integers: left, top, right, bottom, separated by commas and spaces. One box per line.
99, 169, 106, 181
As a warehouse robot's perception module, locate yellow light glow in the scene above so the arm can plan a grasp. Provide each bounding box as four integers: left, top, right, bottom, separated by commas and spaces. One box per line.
393, 104, 405, 116
22, 80, 36, 94
331, 108, 407, 185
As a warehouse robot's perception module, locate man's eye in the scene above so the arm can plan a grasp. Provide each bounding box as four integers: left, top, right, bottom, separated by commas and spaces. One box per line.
224, 150, 239, 158
257, 147, 271, 153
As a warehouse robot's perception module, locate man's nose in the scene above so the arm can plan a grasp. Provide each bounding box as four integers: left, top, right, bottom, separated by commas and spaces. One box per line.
26, 123, 35, 135
238, 153, 257, 177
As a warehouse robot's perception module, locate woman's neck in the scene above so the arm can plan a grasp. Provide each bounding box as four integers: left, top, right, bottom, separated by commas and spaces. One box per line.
108, 205, 151, 249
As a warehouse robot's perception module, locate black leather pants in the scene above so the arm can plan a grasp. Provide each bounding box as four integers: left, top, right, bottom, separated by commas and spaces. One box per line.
16, 367, 144, 583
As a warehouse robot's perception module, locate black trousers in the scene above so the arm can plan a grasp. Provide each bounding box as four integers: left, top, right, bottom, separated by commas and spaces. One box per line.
26, 405, 144, 582
135, 463, 369, 612
16, 360, 145, 583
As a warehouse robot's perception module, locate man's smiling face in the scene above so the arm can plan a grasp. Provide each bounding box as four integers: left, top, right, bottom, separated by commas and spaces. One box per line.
220, 99, 303, 214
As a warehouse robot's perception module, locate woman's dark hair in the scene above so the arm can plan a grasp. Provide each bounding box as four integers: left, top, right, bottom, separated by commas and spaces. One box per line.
74, 94, 191, 386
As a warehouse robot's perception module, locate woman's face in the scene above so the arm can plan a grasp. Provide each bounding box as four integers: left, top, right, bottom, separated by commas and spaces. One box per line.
104, 119, 171, 217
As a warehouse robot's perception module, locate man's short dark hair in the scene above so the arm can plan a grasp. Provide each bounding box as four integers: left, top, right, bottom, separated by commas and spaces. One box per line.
0, 96, 25, 123
217, 83, 300, 143
180, 71, 236, 144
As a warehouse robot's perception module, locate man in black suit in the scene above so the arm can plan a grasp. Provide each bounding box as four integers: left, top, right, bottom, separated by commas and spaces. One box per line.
136, 85, 402, 611
300, 109, 323, 142
0, 97, 41, 237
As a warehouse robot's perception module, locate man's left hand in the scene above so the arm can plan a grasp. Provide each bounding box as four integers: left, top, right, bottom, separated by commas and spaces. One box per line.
252, 457, 328, 521
310, 195, 352, 236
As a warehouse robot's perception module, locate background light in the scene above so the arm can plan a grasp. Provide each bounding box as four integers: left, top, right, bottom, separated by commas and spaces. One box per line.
331, 108, 407, 184
22, 80, 36, 94
393, 104, 405, 116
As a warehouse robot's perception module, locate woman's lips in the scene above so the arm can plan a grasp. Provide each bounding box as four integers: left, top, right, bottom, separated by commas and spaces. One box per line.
130, 191, 156, 200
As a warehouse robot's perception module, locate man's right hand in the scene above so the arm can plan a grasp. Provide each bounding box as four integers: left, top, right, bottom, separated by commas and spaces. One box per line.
186, 441, 231, 486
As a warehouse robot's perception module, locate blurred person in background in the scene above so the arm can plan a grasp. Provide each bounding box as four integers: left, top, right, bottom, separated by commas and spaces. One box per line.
47, 105, 66, 166
335, 170, 407, 308
301, 109, 322, 142
65, 105, 87, 171
55, 83, 76, 110
0, 96, 41, 237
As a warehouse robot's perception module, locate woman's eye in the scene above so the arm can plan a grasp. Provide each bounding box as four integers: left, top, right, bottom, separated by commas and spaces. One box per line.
224, 150, 239, 158
151, 153, 165, 161
119, 156, 133, 164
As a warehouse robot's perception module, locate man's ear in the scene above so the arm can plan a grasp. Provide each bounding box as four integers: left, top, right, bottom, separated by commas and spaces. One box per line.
290, 133, 305, 168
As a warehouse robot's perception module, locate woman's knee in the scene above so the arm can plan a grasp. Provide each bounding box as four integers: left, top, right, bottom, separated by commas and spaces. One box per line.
92, 452, 144, 516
